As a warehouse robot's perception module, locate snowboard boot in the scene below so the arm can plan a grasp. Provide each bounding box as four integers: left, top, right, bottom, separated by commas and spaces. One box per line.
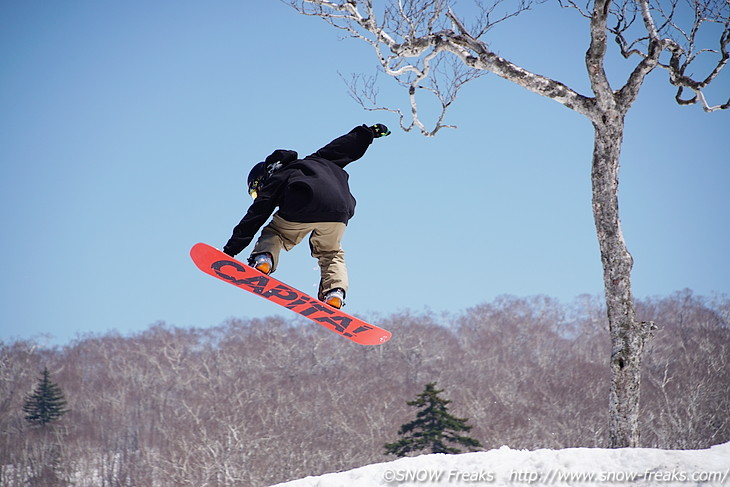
250, 253, 273, 275
323, 288, 346, 309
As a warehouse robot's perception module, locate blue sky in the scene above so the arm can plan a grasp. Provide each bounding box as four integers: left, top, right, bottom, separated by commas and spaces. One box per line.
1, 1, 728, 345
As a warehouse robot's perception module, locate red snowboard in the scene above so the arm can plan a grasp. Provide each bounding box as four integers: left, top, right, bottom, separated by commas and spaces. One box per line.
190, 243, 391, 346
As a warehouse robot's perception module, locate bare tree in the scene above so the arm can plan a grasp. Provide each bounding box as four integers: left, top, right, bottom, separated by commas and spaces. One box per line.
284, 0, 729, 447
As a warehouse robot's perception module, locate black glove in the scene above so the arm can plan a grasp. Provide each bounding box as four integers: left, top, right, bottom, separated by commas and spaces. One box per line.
370, 123, 391, 138
223, 245, 238, 257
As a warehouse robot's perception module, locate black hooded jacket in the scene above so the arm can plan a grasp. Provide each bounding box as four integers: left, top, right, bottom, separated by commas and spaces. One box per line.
223, 125, 375, 256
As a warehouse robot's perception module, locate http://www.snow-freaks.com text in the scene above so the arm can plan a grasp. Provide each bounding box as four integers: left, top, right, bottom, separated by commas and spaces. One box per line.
381, 467, 730, 484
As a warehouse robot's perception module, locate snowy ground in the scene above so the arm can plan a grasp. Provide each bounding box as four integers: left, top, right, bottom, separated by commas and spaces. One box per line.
270, 442, 730, 486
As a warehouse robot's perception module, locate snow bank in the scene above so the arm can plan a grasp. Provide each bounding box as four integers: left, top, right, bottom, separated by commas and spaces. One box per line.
270, 442, 730, 486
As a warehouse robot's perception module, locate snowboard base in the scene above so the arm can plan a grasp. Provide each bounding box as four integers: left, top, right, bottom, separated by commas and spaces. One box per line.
190, 243, 391, 345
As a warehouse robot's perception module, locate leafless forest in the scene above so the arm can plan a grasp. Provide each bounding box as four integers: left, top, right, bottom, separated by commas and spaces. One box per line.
1, 290, 728, 487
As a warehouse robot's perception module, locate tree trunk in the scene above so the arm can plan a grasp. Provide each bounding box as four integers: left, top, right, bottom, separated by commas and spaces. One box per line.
591, 116, 654, 447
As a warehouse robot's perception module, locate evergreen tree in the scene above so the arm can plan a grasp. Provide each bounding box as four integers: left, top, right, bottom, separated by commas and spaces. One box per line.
23, 367, 69, 427
384, 382, 482, 457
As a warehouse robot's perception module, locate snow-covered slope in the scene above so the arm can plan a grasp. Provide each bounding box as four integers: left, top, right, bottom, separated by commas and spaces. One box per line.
270, 442, 730, 486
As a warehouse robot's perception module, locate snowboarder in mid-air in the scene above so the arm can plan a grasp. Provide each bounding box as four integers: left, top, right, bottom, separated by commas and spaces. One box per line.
223, 123, 390, 309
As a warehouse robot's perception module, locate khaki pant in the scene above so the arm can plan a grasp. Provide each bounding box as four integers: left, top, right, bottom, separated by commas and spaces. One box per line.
251, 214, 348, 300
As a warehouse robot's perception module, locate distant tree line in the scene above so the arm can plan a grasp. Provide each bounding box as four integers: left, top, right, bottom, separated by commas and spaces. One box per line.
1, 290, 728, 487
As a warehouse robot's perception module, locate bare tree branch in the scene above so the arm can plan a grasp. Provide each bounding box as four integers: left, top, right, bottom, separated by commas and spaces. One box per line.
609, 0, 730, 111
286, 0, 590, 133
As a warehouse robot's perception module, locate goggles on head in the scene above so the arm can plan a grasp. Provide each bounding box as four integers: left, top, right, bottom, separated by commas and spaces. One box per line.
248, 177, 264, 199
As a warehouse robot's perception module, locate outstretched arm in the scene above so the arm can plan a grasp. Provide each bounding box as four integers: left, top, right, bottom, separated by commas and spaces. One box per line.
311, 124, 390, 168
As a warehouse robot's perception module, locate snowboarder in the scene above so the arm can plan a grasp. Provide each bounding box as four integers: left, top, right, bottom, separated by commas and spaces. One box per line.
223, 123, 390, 309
